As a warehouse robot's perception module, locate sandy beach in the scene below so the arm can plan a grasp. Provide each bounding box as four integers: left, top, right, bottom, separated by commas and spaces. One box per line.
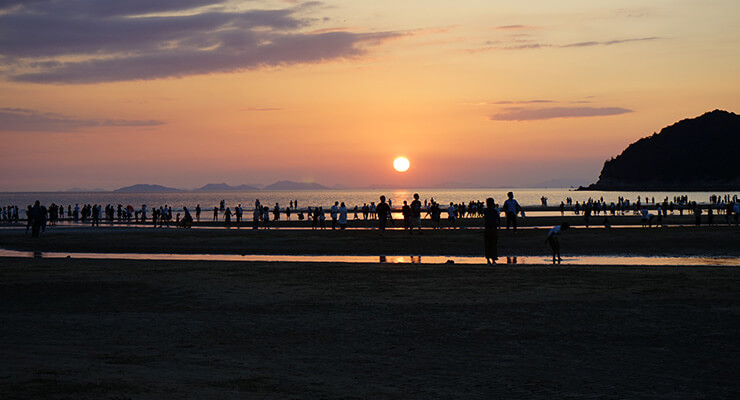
2, 225, 740, 398
1, 256, 739, 399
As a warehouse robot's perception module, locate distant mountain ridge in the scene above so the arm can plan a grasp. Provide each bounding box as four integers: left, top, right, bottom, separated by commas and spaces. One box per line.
263, 180, 330, 190
584, 110, 740, 190
111, 181, 330, 192
114, 184, 181, 192
195, 183, 259, 191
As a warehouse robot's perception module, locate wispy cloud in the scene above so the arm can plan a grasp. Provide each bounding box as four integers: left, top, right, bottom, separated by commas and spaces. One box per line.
494, 25, 538, 31
490, 107, 633, 121
0, 108, 165, 132
0, 1, 402, 84
562, 37, 660, 48
467, 36, 660, 53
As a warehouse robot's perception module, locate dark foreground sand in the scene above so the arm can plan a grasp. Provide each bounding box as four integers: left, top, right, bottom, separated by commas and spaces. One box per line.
2, 257, 739, 399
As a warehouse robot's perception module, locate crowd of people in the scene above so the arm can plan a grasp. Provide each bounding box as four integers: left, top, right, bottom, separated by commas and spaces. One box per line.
8, 192, 740, 265
7, 192, 740, 235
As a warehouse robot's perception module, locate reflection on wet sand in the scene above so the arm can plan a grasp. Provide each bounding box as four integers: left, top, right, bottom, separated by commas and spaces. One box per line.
1, 248, 739, 266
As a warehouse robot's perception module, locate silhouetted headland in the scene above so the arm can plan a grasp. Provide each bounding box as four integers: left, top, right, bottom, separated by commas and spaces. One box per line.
582, 110, 740, 191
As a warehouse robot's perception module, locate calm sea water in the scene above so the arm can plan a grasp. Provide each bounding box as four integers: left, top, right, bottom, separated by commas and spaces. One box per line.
1, 188, 736, 211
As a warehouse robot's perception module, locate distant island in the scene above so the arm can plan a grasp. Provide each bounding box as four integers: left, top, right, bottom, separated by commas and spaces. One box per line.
113, 184, 181, 193
195, 183, 260, 192
111, 181, 330, 192
263, 180, 330, 190
582, 110, 740, 191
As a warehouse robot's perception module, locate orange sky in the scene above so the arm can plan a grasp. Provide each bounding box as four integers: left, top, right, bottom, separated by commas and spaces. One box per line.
1, 0, 739, 191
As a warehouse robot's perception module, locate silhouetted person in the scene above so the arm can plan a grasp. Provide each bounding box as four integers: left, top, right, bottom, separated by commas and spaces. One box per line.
330, 201, 339, 229
28, 201, 44, 238
693, 204, 702, 226
447, 202, 456, 229
25, 205, 32, 234
410, 193, 422, 233
182, 207, 193, 228
224, 207, 232, 229
317, 207, 326, 229
483, 198, 501, 264
262, 206, 270, 229
503, 191, 523, 230
546, 223, 570, 264
401, 201, 411, 230
376, 195, 391, 233
252, 206, 260, 229
545, 222, 570, 264
338, 202, 348, 230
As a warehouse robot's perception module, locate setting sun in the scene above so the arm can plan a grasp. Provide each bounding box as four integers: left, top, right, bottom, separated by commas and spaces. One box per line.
393, 157, 410, 172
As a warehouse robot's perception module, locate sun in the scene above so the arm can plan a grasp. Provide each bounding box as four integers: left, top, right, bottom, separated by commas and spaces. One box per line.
393, 157, 410, 172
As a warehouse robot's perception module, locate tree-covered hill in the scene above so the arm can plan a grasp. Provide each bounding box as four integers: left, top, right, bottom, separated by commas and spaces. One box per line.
585, 110, 740, 190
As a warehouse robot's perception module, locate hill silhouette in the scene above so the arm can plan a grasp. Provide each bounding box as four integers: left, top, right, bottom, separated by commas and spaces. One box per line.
585, 110, 740, 190
264, 180, 329, 190
114, 184, 181, 192
195, 183, 259, 191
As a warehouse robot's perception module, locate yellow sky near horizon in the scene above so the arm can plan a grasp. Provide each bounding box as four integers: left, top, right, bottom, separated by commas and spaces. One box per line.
0, 0, 738, 190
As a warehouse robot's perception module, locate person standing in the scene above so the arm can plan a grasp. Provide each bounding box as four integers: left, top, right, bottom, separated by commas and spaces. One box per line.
483, 198, 500, 264
338, 202, 348, 230
28, 201, 44, 238
224, 207, 232, 229
446, 202, 457, 229
252, 206, 260, 229
401, 201, 411, 230
410, 193, 423, 234
376, 196, 391, 233
503, 191, 523, 230
330, 201, 339, 230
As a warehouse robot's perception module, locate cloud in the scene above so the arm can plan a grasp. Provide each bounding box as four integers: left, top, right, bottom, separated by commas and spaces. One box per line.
0, 108, 165, 132
467, 36, 659, 53
0, 0, 229, 16
562, 37, 659, 48
0, 1, 402, 84
494, 25, 537, 31
490, 107, 633, 121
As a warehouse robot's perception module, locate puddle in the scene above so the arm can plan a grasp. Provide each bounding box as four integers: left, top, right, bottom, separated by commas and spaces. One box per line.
0, 249, 738, 266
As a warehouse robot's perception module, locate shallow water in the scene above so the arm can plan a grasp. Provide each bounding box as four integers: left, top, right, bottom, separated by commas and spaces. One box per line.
1, 249, 738, 266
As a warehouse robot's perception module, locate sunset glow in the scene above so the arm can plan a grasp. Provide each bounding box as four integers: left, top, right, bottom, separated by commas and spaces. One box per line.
0, 0, 738, 191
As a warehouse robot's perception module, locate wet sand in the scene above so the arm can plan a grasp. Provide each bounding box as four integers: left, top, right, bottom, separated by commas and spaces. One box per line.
1, 225, 739, 257
1, 257, 739, 399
